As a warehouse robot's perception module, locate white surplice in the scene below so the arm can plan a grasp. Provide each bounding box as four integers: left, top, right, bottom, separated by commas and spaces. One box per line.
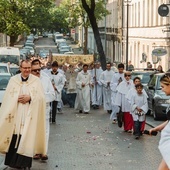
115, 79, 134, 112
40, 73, 55, 152
75, 70, 92, 112
48, 71, 65, 102
99, 70, 114, 110
91, 67, 103, 106
110, 72, 124, 120
130, 93, 148, 121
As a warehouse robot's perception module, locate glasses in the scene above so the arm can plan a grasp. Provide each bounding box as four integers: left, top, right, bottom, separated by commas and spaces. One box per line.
31, 69, 41, 73
125, 74, 131, 77
21, 67, 31, 70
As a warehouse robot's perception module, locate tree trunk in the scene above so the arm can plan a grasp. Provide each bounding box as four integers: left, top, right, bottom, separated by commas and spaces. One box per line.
81, 0, 106, 70
83, 26, 88, 54
10, 35, 17, 47
88, 13, 106, 70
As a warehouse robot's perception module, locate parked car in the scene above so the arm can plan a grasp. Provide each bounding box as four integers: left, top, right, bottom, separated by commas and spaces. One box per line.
42, 32, 48, 37
34, 34, 39, 40
9, 64, 19, 75
64, 51, 74, 55
57, 41, 67, 49
39, 49, 49, 58
0, 63, 10, 73
145, 73, 170, 120
131, 70, 156, 86
0, 73, 11, 106
58, 46, 72, 54
24, 42, 35, 49
23, 46, 35, 56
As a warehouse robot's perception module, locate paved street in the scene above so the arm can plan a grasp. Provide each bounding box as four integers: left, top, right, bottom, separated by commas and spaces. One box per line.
0, 37, 164, 170
0, 106, 163, 170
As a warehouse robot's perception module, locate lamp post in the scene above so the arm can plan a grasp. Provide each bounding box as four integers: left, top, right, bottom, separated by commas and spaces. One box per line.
125, 0, 131, 71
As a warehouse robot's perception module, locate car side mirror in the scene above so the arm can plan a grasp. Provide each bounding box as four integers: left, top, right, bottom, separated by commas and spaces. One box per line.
148, 86, 155, 90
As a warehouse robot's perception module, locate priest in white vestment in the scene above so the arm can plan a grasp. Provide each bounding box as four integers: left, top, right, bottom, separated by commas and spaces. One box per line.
31, 62, 55, 160
99, 62, 114, 113
91, 62, 103, 109
110, 63, 125, 122
0, 60, 46, 169
115, 71, 134, 132
75, 64, 92, 114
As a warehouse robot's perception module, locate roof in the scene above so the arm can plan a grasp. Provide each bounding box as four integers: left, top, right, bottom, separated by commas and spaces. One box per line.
0, 73, 11, 76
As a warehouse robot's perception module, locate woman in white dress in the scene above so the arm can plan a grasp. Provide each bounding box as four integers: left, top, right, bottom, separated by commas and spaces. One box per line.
149, 73, 170, 170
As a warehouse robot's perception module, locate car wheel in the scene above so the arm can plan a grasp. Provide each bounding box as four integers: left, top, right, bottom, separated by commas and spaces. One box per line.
152, 104, 159, 120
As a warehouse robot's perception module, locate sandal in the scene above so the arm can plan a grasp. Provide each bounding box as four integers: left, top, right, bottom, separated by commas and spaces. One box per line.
41, 155, 48, 161
33, 154, 41, 159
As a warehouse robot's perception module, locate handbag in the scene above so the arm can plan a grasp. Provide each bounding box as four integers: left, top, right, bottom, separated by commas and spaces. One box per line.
117, 108, 123, 128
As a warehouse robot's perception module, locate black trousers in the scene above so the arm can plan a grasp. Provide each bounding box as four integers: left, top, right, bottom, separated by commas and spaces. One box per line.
52, 101, 58, 123
134, 120, 143, 136
5, 134, 32, 168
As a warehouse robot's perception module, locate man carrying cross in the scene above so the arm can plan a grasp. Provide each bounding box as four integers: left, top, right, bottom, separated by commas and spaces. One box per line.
0, 59, 46, 169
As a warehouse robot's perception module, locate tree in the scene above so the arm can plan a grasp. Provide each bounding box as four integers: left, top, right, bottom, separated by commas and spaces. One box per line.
81, 0, 107, 70
64, 0, 109, 69
0, 0, 54, 46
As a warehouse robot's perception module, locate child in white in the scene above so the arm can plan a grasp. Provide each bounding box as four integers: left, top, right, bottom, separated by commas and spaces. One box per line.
131, 83, 148, 139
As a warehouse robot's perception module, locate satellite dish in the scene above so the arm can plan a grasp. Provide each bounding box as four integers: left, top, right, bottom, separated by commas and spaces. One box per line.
158, 4, 169, 17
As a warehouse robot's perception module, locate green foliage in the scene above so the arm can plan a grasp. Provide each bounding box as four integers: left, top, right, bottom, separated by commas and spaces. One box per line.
63, 0, 110, 28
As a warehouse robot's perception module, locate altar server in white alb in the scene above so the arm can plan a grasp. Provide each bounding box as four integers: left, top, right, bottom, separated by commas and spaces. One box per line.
126, 76, 148, 132
75, 64, 92, 114
31, 60, 55, 160
47, 61, 65, 123
115, 71, 134, 132
99, 62, 114, 114
91, 62, 103, 109
130, 83, 148, 139
110, 63, 125, 123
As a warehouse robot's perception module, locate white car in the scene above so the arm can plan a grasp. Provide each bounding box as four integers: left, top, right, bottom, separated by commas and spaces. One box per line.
64, 52, 74, 55
0, 73, 11, 106
9, 64, 19, 75
58, 46, 72, 54
0, 63, 10, 73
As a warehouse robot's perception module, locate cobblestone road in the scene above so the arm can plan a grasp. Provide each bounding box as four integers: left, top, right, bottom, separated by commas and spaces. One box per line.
29, 106, 161, 170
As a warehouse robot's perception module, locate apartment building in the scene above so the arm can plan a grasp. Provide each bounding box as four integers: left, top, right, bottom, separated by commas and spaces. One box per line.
87, 0, 170, 70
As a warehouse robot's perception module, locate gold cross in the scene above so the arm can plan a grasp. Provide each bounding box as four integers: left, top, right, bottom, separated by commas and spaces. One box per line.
10, 88, 17, 97
4, 137, 10, 145
31, 87, 37, 96
5, 114, 14, 123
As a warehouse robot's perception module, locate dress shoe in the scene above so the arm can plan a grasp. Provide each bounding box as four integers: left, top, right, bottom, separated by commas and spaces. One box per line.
79, 110, 82, 113
84, 112, 89, 114
41, 155, 48, 161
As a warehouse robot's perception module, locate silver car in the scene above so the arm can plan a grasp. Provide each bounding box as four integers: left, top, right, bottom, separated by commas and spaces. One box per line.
145, 73, 170, 120
0, 73, 11, 106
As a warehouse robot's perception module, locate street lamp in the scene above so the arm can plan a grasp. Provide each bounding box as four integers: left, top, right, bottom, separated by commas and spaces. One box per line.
125, 0, 131, 70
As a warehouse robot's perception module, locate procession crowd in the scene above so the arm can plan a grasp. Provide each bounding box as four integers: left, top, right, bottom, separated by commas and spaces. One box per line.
0, 58, 170, 170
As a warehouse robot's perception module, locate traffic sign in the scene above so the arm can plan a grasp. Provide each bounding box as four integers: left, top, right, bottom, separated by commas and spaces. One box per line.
158, 4, 169, 17
152, 48, 167, 56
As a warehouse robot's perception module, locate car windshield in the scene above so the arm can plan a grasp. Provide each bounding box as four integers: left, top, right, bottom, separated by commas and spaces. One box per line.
131, 72, 152, 84
0, 75, 10, 90
156, 76, 163, 90
10, 67, 19, 75
0, 55, 19, 65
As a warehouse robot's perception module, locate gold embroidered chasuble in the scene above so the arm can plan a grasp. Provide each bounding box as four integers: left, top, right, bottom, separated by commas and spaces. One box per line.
0, 74, 46, 157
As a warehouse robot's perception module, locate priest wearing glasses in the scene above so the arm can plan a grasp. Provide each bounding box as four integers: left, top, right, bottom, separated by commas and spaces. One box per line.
0, 59, 46, 169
